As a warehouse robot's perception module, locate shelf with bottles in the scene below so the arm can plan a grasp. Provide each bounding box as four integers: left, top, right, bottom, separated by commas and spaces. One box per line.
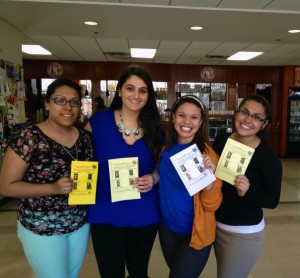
289, 123, 300, 134
153, 82, 168, 120
290, 114, 300, 125
176, 82, 211, 108
289, 132, 300, 142
290, 113, 300, 121
208, 116, 233, 141
175, 82, 230, 113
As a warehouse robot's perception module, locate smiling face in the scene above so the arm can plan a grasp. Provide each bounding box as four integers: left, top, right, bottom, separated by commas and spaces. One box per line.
119, 75, 149, 113
45, 85, 81, 127
173, 102, 203, 144
235, 100, 268, 139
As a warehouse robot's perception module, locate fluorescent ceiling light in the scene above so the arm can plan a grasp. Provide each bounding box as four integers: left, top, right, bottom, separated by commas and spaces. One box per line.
288, 29, 300, 33
190, 26, 203, 30
84, 21, 98, 26
227, 51, 263, 61
22, 45, 51, 55
130, 48, 156, 59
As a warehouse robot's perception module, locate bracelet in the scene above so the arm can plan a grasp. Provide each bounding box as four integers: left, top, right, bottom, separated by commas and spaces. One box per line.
152, 172, 160, 184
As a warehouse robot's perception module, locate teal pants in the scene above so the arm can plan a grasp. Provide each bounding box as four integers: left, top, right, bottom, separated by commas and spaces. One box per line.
17, 221, 90, 278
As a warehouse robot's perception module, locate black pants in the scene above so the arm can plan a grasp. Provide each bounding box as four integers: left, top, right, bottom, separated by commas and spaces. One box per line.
159, 224, 212, 278
91, 223, 158, 278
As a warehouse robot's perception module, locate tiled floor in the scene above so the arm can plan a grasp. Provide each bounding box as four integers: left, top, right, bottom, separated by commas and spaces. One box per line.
0, 158, 299, 278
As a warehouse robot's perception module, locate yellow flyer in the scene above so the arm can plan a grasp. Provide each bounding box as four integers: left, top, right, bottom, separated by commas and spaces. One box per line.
108, 157, 140, 203
68, 161, 99, 205
215, 138, 255, 185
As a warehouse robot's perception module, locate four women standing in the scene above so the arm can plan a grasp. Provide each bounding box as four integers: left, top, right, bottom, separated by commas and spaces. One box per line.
0, 69, 282, 278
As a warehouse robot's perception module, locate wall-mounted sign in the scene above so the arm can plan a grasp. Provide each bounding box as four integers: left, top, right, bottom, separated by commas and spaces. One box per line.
47, 62, 63, 78
201, 66, 215, 82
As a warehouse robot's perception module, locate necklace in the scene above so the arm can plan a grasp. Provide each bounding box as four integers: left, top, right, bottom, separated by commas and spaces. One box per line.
46, 120, 78, 161
117, 113, 140, 137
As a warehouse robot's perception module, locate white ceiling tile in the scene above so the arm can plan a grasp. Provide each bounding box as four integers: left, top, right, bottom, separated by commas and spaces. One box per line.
218, 0, 273, 10
243, 43, 281, 52
95, 38, 129, 53
170, 0, 220, 8
264, 0, 300, 11
128, 39, 160, 48
62, 36, 106, 61
122, 0, 170, 5
155, 40, 192, 64
209, 42, 252, 56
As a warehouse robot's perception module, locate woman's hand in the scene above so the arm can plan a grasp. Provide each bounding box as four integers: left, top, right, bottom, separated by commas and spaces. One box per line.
234, 175, 250, 197
202, 154, 216, 173
201, 155, 216, 191
52, 177, 74, 195
134, 173, 157, 193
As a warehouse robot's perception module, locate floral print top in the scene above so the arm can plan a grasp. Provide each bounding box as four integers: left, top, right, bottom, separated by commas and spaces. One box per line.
5, 125, 95, 236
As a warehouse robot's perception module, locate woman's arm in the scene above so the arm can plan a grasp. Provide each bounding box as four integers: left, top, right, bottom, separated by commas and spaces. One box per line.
0, 147, 74, 198
84, 122, 92, 132
200, 145, 223, 211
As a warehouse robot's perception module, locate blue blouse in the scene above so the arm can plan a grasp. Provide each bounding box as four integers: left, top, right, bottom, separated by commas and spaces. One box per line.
88, 110, 160, 227
158, 143, 194, 235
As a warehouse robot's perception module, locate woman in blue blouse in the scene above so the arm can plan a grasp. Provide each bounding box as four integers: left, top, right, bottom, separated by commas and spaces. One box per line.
85, 65, 164, 278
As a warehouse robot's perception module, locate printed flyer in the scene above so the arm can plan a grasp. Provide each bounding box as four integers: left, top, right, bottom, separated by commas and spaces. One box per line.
108, 157, 140, 202
215, 138, 254, 185
68, 161, 99, 205
170, 144, 216, 196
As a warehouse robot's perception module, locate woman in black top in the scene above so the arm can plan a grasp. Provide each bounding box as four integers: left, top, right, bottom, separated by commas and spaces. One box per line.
213, 94, 282, 278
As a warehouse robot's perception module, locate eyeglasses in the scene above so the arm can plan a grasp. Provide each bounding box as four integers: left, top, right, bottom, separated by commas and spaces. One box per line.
237, 108, 266, 123
48, 98, 82, 108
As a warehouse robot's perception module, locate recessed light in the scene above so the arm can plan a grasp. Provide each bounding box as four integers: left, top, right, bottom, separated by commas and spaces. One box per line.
191, 26, 203, 31
84, 21, 98, 26
288, 29, 300, 33
227, 51, 263, 61
130, 48, 156, 59
22, 45, 51, 55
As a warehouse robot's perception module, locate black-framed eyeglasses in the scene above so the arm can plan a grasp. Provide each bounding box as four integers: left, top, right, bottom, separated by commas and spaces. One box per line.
237, 108, 266, 123
48, 98, 82, 108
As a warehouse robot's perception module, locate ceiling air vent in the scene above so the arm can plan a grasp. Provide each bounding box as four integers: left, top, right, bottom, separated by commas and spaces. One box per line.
204, 55, 228, 60
104, 52, 130, 59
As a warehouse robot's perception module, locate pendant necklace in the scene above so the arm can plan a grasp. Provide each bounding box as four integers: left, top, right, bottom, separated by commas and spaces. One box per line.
117, 113, 140, 137
46, 120, 78, 161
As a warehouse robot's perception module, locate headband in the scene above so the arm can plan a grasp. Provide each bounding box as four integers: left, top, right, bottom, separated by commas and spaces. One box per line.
172, 95, 206, 116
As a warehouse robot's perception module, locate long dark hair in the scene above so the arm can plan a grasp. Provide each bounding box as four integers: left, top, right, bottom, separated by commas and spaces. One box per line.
166, 95, 209, 153
109, 65, 163, 163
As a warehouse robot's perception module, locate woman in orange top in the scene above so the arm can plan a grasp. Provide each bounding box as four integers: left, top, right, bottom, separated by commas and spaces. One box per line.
158, 95, 222, 278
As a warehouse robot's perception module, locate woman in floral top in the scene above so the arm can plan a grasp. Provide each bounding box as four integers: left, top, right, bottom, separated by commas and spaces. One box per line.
0, 78, 94, 278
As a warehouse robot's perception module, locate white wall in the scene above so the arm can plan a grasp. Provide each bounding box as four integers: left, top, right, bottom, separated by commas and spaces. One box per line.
0, 18, 22, 65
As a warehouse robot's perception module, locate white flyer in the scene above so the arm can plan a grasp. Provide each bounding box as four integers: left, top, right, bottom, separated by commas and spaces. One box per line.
170, 144, 216, 196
